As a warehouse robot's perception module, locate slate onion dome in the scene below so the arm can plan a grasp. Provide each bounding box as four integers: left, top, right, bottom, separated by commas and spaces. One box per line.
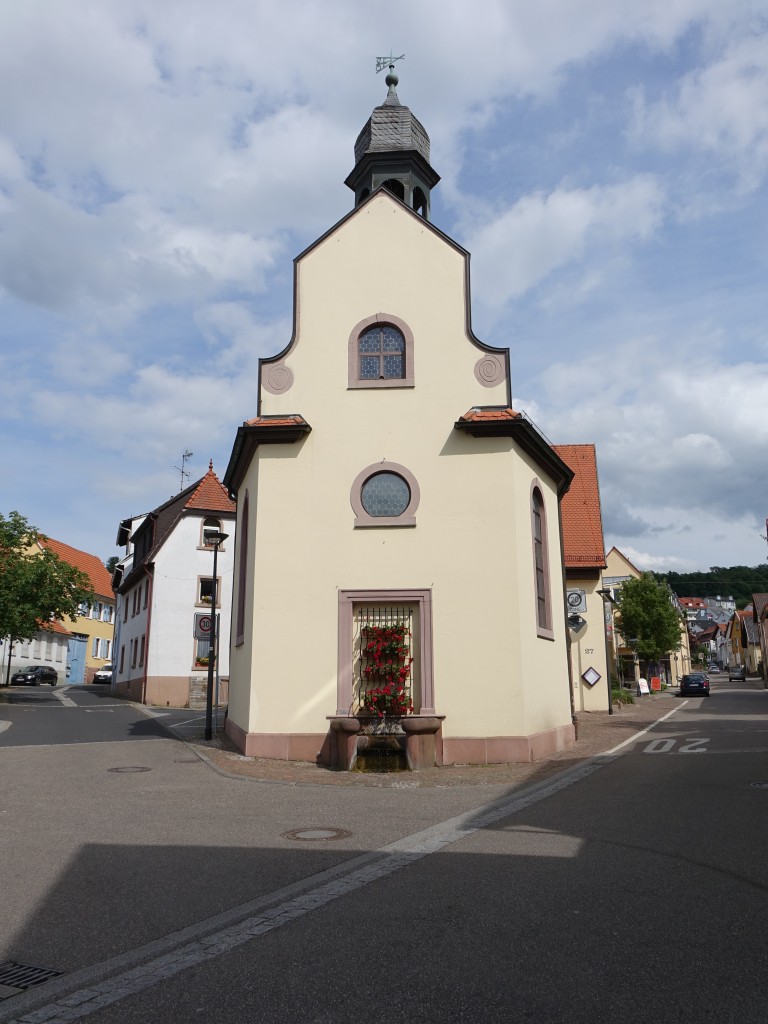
344, 66, 440, 221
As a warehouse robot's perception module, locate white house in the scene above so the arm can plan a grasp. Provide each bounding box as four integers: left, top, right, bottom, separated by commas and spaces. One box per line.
222, 70, 583, 769
112, 462, 235, 707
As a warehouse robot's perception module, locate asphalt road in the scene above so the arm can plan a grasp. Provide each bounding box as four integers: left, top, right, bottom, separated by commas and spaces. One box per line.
1, 678, 767, 1023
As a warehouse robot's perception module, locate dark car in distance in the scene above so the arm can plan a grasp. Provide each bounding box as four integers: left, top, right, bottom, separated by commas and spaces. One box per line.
11, 665, 58, 686
680, 672, 710, 697
728, 665, 746, 681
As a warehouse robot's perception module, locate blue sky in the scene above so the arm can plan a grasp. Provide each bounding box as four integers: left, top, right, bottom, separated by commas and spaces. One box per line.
1, 0, 767, 572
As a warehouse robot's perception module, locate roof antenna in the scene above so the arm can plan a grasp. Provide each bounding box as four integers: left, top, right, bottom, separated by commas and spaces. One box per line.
175, 450, 193, 492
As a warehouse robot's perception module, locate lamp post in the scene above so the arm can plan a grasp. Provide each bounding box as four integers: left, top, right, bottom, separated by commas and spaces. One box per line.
204, 530, 228, 741
597, 588, 617, 716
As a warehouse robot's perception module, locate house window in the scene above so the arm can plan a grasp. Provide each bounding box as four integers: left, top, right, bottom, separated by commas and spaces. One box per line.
139, 635, 145, 667
55, 643, 63, 663
198, 577, 218, 606
119, 645, 125, 673
201, 517, 223, 548
20, 641, 29, 658
196, 638, 211, 666
531, 485, 554, 639
143, 579, 149, 609
347, 314, 415, 389
350, 462, 420, 528
131, 639, 137, 668
102, 605, 112, 623
92, 637, 99, 658
123, 598, 128, 623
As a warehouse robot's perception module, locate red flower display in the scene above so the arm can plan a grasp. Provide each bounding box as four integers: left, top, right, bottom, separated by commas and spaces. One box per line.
359, 622, 413, 716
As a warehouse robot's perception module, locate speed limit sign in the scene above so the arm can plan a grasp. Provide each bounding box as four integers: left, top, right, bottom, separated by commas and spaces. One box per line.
194, 613, 213, 639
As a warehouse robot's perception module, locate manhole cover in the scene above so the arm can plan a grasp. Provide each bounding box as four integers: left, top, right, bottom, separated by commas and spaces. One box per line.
749, 781, 768, 789
107, 766, 152, 774
0, 960, 63, 990
282, 828, 351, 842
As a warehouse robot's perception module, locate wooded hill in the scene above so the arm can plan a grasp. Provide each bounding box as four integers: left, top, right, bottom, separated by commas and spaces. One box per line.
652, 565, 768, 610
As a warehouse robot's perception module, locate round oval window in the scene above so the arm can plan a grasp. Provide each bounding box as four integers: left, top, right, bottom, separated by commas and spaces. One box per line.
361, 472, 410, 517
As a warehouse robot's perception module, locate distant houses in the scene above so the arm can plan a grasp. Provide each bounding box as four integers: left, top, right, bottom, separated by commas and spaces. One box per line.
1, 537, 115, 685
111, 462, 235, 707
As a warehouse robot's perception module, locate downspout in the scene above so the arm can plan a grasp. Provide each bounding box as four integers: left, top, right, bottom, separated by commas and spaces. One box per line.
141, 565, 154, 706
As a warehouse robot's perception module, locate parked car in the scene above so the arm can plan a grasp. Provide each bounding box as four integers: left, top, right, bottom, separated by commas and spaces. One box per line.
11, 665, 58, 686
680, 672, 710, 696
728, 665, 746, 681
93, 663, 113, 684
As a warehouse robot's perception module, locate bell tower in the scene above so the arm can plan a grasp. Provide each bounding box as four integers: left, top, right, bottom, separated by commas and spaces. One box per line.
344, 63, 440, 221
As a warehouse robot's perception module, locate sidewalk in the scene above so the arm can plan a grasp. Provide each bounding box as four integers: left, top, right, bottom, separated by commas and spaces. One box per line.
176, 692, 682, 788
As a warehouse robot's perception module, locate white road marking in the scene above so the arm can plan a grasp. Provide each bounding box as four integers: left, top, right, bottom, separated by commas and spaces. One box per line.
0, 721, 10, 734
52, 688, 77, 708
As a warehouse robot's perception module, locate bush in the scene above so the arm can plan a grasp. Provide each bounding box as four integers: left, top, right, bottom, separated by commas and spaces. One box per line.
612, 688, 635, 706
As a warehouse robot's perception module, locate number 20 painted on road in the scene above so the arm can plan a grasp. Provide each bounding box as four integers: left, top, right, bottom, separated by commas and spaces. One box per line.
643, 737, 709, 753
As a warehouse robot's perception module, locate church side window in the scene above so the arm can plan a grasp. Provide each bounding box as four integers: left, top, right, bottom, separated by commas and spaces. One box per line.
532, 486, 554, 639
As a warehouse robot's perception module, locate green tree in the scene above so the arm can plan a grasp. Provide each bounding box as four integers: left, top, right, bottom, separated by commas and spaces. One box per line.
0, 511, 94, 685
616, 573, 682, 673
105, 555, 120, 575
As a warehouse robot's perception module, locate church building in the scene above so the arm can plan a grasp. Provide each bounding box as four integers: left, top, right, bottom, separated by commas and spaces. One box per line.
223, 68, 578, 768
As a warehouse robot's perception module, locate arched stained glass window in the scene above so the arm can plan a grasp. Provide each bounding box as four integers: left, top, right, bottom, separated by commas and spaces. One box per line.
358, 324, 405, 381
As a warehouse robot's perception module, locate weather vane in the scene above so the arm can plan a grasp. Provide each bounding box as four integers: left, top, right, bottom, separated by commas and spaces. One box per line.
376, 52, 405, 74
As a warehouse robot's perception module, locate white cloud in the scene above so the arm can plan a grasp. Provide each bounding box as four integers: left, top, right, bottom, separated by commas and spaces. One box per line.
465, 177, 665, 311
631, 33, 768, 191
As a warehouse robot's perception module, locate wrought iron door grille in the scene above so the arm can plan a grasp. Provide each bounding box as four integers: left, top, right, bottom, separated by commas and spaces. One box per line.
355, 605, 413, 715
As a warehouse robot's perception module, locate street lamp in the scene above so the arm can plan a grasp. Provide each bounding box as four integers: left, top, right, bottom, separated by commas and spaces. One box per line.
204, 530, 229, 741
597, 588, 617, 716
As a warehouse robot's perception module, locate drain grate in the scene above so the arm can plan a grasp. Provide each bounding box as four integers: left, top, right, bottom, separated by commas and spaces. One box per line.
0, 960, 63, 990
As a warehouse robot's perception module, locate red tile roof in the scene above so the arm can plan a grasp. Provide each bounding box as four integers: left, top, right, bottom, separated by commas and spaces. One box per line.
244, 414, 310, 428
40, 619, 72, 636
185, 460, 236, 513
458, 407, 520, 422
38, 537, 114, 599
552, 444, 606, 570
